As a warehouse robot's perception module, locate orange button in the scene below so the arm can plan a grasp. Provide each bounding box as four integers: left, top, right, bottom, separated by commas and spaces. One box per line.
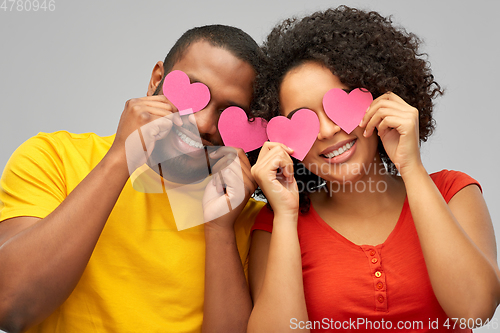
369, 250, 376, 256
378, 295, 385, 303
377, 282, 384, 290
371, 258, 378, 264
375, 271, 382, 278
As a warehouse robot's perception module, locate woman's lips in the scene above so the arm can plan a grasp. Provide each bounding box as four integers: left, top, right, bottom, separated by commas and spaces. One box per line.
321, 139, 357, 164
320, 138, 356, 156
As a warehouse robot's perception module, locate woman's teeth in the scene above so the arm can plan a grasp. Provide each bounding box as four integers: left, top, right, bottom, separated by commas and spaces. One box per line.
323, 140, 356, 159
174, 128, 204, 149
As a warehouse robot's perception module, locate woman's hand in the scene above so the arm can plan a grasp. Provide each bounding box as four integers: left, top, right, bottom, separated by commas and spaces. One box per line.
251, 142, 298, 216
359, 92, 422, 177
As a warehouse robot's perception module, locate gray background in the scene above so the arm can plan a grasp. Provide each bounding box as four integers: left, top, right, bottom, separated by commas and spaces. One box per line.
1, 0, 499, 330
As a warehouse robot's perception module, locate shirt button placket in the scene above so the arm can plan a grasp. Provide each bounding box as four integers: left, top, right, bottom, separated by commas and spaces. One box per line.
362, 246, 388, 312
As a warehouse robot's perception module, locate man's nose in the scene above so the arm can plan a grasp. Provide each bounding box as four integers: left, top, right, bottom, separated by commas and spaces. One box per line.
188, 105, 218, 136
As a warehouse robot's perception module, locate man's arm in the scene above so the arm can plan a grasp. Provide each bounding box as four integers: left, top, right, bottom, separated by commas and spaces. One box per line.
203, 223, 253, 333
0, 96, 178, 332
0, 151, 129, 332
201, 148, 256, 333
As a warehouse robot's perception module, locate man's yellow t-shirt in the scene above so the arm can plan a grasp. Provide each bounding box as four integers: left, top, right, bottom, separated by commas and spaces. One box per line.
0, 131, 264, 333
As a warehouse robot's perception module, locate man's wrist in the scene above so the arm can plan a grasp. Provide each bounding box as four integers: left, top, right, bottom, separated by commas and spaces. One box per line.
204, 222, 237, 240
101, 147, 130, 182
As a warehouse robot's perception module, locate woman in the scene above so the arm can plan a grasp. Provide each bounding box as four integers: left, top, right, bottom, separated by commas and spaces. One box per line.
247, 6, 500, 332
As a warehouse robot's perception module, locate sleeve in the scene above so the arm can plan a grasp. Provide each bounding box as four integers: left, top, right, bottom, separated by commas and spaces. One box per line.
0, 134, 67, 222
430, 169, 482, 203
250, 204, 275, 233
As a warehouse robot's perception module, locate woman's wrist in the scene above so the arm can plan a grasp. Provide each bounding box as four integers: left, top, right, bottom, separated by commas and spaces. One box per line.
273, 211, 299, 228
400, 163, 428, 185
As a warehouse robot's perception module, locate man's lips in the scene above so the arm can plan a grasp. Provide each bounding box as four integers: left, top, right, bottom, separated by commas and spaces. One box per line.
320, 138, 357, 156
173, 125, 214, 147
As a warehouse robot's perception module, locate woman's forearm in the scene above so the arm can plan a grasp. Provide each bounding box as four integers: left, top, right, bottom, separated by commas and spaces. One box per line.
403, 165, 500, 321
248, 213, 309, 333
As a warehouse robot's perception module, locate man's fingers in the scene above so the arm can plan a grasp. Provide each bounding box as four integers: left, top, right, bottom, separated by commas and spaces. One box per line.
207, 146, 238, 160
211, 153, 241, 178
141, 100, 174, 111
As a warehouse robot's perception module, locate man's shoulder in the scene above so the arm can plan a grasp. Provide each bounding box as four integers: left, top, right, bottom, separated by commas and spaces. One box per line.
33, 130, 115, 147
6, 130, 116, 175
235, 198, 266, 227
242, 197, 266, 214
19, 130, 115, 157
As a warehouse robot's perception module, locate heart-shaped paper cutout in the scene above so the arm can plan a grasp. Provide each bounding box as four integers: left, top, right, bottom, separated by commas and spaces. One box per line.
163, 70, 211, 115
218, 106, 268, 152
323, 88, 373, 134
266, 109, 320, 161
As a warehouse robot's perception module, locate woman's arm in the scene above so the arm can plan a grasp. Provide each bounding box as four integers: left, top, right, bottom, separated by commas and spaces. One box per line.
403, 166, 500, 322
247, 142, 309, 332
361, 92, 500, 323
248, 220, 309, 333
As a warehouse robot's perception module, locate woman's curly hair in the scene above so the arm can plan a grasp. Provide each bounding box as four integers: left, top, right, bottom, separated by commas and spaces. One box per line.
249, 6, 443, 213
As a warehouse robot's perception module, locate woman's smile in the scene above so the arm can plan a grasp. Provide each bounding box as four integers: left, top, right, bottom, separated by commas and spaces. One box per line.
320, 138, 357, 163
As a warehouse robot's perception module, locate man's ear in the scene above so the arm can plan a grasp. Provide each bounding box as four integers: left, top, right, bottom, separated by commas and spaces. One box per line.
147, 61, 165, 96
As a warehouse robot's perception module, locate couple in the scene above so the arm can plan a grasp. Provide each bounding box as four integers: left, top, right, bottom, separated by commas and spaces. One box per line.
1, 6, 498, 333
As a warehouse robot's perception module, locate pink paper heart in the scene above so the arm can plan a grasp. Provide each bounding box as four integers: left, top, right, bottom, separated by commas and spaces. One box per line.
266, 109, 320, 161
323, 88, 373, 134
162, 70, 211, 115
218, 106, 268, 152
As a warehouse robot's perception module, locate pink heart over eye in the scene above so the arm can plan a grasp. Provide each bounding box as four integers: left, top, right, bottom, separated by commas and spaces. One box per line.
266, 109, 320, 161
162, 70, 211, 115
322, 88, 373, 134
218, 106, 268, 153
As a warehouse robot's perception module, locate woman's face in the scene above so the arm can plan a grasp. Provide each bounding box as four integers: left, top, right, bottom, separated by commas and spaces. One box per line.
279, 61, 379, 183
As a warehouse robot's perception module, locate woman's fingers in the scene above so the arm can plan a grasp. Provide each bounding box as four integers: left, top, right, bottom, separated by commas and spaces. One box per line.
360, 92, 415, 125
252, 144, 295, 186
258, 142, 294, 160
362, 100, 417, 137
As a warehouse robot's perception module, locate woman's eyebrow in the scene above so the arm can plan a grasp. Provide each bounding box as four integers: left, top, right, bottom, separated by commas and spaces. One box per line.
286, 107, 305, 119
285, 89, 351, 119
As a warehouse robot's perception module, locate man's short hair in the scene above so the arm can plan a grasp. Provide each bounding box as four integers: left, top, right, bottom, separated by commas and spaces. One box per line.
153, 24, 264, 99
163, 24, 262, 74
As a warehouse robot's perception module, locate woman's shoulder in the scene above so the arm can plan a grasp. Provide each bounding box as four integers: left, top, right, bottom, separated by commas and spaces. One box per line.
251, 204, 275, 233
429, 169, 481, 203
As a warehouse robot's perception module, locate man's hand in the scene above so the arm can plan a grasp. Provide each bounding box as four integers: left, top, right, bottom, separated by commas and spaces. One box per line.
109, 95, 182, 176
202, 147, 257, 229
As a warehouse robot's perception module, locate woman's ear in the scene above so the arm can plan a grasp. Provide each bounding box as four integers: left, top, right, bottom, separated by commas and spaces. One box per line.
147, 61, 164, 96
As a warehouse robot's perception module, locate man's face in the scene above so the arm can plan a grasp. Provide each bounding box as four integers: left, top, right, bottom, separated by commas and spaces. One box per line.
150, 40, 256, 184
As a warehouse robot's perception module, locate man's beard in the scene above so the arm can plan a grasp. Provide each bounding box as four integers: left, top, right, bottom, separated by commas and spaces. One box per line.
155, 152, 210, 184
148, 127, 219, 185
143, 107, 222, 184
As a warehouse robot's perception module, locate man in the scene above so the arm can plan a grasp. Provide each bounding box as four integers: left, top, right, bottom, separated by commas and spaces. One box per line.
0, 25, 264, 333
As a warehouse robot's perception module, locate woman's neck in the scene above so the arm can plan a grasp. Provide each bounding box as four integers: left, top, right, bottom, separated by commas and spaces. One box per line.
309, 157, 406, 218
